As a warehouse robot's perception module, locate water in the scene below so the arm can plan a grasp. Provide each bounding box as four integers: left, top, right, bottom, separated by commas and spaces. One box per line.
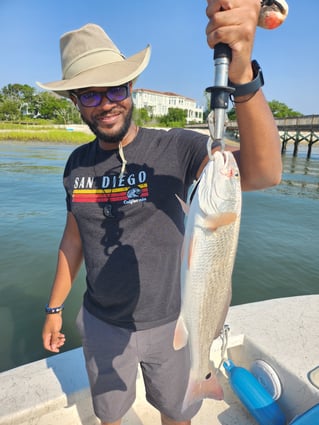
0, 141, 318, 373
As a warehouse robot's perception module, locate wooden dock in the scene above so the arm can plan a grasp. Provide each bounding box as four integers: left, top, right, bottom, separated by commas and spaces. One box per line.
187, 114, 319, 158
276, 115, 319, 158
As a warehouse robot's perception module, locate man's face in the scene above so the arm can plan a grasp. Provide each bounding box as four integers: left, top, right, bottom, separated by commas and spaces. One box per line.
72, 84, 133, 146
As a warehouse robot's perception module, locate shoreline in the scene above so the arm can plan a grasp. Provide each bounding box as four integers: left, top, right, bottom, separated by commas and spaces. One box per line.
0, 125, 317, 150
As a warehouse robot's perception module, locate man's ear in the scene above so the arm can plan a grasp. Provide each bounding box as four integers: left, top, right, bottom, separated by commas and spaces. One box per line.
69, 93, 79, 110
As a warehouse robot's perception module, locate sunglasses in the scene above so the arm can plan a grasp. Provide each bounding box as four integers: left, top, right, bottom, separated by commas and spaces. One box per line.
73, 84, 130, 107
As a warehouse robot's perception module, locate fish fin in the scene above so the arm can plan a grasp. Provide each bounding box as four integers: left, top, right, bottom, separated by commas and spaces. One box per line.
175, 194, 189, 215
182, 371, 224, 413
173, 315, 189, 350
205, 212, 237, 231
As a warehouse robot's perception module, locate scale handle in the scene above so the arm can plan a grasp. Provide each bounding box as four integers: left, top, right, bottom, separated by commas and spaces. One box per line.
213, 43, 232, 62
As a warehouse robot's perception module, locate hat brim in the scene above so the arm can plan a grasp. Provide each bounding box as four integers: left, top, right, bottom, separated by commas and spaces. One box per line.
37, 45, 151, 98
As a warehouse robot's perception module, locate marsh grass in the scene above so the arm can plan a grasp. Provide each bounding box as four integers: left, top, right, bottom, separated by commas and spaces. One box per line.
0, 123, 93, 144
0, 130, 92, 143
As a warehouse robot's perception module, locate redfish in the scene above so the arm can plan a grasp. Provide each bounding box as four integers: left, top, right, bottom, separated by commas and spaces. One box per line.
174, 151, 241, 411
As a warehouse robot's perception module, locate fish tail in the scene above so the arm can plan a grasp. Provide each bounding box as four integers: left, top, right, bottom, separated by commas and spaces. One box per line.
182, 370, 224, 412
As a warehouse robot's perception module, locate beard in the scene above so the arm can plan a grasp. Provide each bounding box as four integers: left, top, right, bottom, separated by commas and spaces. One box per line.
81, 103, 134, 145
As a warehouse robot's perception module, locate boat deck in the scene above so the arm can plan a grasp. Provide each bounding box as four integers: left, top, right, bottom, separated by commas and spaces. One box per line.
1, 295, 318, 425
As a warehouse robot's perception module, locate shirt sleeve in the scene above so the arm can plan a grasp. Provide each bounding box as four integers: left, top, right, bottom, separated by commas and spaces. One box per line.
170, 128, 216, 186
63, 155, 73, 212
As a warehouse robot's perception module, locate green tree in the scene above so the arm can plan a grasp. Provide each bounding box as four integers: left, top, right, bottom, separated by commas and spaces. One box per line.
226, 99, 302, 122
133, 107, 151, 126
159, 108, 187, 127
35, 91, 73, 121
0, 84, 81, 123
2, 83, 35, 102
0, 99, 20, 120
1, 84, 36, 119
268, 100, 302, 118
227, 107, 236, 121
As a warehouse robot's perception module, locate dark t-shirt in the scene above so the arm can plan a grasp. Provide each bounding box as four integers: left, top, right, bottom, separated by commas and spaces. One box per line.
63, 127, 209, 330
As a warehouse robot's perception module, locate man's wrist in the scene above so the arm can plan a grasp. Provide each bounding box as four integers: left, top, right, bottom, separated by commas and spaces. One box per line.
45, 304, 64, 314
229, 60, 264, 98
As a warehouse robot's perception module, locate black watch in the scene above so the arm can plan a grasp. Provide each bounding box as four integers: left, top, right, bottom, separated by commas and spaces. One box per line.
229, 60, 264, 98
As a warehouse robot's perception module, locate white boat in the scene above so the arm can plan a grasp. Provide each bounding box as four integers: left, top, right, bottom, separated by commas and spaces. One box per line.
0, 294, 318, 425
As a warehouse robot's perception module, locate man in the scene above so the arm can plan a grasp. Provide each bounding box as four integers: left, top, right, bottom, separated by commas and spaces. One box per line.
40, 1, 282, 424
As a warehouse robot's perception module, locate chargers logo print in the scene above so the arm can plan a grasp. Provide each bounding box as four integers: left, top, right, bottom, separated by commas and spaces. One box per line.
71, 170, 149, 206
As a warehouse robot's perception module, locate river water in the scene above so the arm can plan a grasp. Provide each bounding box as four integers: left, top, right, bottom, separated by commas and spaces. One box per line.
0, 141, 318, 372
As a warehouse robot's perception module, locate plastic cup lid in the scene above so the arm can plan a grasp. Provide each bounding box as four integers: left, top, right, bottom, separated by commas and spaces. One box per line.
250, 359, 282, 400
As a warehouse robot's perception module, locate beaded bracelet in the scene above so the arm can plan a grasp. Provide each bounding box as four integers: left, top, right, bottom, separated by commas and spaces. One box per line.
45, 304, 64, 314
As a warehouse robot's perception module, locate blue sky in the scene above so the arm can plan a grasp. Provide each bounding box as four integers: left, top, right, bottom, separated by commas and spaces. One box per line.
1, 0, 318, 115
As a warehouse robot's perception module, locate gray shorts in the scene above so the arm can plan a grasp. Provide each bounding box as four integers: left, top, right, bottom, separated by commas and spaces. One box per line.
76, 306, 202, 423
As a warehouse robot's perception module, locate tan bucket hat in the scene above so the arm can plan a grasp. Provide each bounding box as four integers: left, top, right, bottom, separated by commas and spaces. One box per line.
37, 23, 151, 98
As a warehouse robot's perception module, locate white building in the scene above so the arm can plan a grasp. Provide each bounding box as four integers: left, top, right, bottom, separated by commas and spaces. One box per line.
132, 88, 203, 124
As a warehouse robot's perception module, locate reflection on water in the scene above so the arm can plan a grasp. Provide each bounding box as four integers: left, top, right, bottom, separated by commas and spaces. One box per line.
0, 141, 318, 372
268, 145, 319, 199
